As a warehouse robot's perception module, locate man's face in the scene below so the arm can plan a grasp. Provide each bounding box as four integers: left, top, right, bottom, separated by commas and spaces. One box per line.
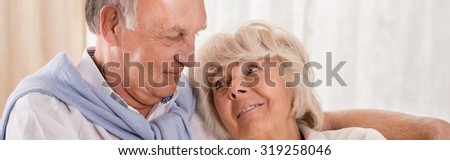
112, 0, 206, 106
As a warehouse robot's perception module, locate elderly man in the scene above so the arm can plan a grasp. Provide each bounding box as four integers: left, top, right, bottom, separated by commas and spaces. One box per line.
1, 0, 449, 140
1, 0, 205, 140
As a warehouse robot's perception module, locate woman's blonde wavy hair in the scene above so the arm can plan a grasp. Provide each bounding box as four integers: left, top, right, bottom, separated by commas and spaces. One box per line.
195, 21, 323, 139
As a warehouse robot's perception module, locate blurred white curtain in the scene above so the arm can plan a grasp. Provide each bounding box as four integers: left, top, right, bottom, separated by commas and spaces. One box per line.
0, 0, 86, 116
198, 0, 450, 121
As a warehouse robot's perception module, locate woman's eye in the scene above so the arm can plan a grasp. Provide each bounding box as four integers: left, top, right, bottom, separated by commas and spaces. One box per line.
245, 65, 260, 75
214, 80, 224, 89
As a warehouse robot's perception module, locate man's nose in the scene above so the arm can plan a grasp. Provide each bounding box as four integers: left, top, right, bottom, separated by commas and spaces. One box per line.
175, 36, 195, 67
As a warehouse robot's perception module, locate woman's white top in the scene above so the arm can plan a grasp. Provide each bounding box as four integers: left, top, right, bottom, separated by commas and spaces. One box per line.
298, 124, 386, 140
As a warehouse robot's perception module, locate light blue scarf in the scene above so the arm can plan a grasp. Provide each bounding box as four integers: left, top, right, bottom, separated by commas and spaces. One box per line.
0, 53, 196, 140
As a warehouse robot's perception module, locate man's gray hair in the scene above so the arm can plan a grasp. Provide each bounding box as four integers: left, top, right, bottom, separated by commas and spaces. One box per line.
85, 0, 138, 34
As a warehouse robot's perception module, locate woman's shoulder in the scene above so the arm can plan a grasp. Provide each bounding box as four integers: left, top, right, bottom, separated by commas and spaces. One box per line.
299, 124, 386, 140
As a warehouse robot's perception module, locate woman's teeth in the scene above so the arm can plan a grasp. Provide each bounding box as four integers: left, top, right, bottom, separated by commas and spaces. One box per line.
237, 104, 262, 118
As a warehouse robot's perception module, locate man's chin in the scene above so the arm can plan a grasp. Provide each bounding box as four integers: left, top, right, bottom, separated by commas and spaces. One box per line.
164, 73, 181, 86
151, 83, 178, 98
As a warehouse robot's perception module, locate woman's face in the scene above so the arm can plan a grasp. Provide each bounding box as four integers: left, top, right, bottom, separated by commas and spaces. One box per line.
210, 59, 299, 139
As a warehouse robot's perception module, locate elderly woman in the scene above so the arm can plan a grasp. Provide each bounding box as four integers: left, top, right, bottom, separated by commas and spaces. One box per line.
195, 21, 385, 140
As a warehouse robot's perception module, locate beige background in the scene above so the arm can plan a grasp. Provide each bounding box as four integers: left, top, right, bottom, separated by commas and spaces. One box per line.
0, 0, 85, 116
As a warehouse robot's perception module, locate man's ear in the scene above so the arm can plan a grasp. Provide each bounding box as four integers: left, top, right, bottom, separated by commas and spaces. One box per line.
99, 5, 119, 46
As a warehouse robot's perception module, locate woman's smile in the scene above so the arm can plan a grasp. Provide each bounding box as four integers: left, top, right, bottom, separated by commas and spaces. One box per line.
236, 103, 265, 119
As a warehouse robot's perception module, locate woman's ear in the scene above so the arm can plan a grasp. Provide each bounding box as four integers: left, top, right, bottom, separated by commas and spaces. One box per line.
99, 5, 119, 46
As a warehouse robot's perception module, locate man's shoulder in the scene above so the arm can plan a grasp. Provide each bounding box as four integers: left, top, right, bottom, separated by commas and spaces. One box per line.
10, 92, 80, 127
6, 92, 117, 139
13, 92, 71, 114
5, 92, 74, 139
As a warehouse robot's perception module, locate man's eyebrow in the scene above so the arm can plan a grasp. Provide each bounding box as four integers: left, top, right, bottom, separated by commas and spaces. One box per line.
170, 25, 186, 33
170, 23, 207, 34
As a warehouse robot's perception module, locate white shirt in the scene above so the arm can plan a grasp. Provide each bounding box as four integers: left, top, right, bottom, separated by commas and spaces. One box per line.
5, 49, 211, 139
298, 124, 386, 140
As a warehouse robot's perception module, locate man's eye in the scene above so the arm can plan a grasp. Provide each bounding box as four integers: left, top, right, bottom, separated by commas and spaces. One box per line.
167, 34, 182, 41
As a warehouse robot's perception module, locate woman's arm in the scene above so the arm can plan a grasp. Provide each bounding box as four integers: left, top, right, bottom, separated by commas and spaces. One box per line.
323, 109, 450, 140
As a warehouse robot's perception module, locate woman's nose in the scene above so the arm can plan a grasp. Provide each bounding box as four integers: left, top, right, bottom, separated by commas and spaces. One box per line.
230, 89, 247, 100
229, 80, 248, 100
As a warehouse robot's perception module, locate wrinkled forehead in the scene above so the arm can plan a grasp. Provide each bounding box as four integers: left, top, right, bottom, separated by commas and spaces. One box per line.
204, 56, 279, 77
136, 0, 207, 33
204, 50, 276, 67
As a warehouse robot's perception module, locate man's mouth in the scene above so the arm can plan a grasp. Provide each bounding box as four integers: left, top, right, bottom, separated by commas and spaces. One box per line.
164, 72, 180, 75
163, 70, 182, 76
237, 103, 264, 119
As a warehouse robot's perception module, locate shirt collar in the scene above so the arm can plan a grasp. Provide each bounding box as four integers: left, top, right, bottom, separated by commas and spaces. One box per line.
77, 48, 113, 97
298, 123, 327, 140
